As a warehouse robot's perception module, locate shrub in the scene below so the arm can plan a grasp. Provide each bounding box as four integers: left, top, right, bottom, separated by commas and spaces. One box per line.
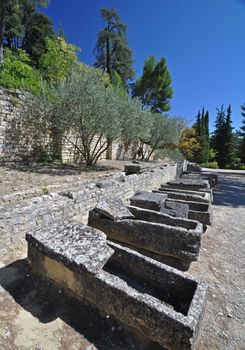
239, 165, 245, 170
200, 161, 219, 169
0, 48, 42, 94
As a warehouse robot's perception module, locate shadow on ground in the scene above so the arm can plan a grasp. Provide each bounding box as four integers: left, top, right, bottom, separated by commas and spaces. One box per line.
213, 174, 245, 207
0, 258, 162, 350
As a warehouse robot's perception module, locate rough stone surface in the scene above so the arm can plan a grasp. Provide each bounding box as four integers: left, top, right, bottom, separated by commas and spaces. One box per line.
88, 209, 202, 266
167, 179, 210, 190
130, 191, 168, 211
127, 205, 203, 232
160, 200, 189, 218
181, 173, 218, 187
187, 163, 202, 172
94, 198, 135, 221
26, 231, 207, 350
155, 189, 210, 203
26, 220, 114, 274
0, 163, 178, 249
159, 185, 212, 203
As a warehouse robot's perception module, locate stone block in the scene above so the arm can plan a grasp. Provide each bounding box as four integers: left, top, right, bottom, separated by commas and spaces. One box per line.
26, 223, 207, 349
167, 179, 210, 191
130, 191, 167, 211
94, 198, 135, 221
186, 162, 202, 172
154, 189, 210, 203
159, 185, 212, 203
88, 205, 202, 270
181, 172, 218, 187
127, 205, 203, 233
160, 200, 189, 218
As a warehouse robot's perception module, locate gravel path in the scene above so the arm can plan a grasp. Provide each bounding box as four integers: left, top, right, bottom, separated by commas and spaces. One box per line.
190, 172, 245, 350
0, 171, 244, 349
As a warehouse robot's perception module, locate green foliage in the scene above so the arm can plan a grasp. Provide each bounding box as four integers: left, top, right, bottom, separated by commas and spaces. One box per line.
132, 56, 173, 113
239, 165, 245, 170
212, 105, 235, 168
240, 103, 245, 163
200, 161, 219, 169
94, 8, 134, 86
40, 36, 80, 83
0, 48, 42, 93
1, 0, 53, 65
154, 148, 184, 162
193, 108, 210, 163
22, 11, 53, 66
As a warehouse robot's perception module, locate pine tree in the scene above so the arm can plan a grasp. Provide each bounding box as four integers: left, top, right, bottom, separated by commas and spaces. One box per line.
94, 8, 134, 86
132, 56, 173, 113
240, 103, 245, 163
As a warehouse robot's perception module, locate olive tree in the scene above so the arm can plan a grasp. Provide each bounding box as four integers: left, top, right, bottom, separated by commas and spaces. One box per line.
23, 65, 139, 165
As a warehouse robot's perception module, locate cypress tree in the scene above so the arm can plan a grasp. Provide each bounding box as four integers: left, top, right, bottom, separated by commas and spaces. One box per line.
193, 107, 209, 163
240, 103, 245, 163
213, 105, 234, 168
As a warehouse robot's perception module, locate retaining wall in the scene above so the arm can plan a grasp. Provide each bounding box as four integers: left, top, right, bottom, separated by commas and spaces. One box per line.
0, 163, 179, 250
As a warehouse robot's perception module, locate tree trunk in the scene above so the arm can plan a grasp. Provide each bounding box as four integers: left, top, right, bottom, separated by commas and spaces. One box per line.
0, 0, 8, 64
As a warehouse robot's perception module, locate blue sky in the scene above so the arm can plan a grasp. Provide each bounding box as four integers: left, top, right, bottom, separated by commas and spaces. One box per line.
42, 0, 245, 131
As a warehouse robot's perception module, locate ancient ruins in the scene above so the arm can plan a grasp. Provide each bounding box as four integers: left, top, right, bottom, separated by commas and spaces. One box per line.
25, 161, 218, 349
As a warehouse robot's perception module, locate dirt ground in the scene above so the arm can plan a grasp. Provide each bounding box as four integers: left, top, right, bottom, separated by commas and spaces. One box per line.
0, 160, 130, 196
0, 170, 245, 350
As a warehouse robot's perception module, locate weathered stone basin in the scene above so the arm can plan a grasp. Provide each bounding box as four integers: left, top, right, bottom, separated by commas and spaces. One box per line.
166, 179, 210, 191
159, 186, 212, 203
88, 199, 203, 270
26, 221, 207, 350
181, 172, 218, 187
130, 191, 213, 226
130, 191, 189, 218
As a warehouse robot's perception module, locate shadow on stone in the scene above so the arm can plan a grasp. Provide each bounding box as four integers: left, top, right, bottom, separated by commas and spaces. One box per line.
0, 258, 163, 350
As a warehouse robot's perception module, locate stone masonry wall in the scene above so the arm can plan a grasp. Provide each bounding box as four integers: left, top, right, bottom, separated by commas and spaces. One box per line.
0, 164, 179, 252
0, 88, 141, 163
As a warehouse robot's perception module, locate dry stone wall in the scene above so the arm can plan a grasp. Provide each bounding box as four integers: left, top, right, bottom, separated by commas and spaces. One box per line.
0, 163, 178, 252
0, 88, 147, 163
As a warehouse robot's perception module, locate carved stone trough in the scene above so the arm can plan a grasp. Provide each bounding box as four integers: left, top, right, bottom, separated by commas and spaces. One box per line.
130, 191, 213, 226
166, 179, 210, 191
88, 198, 203, 270
26, 220, 207, 350
159, 186, 212, 203
181, 172, 218, 187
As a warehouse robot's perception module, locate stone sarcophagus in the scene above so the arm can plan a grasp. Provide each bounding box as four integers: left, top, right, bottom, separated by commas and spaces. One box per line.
181, 172, 218, 187
26, 220, 207, 350
158, 186, 212, 203
130, 191, 213, 226
88, 199, 203, 270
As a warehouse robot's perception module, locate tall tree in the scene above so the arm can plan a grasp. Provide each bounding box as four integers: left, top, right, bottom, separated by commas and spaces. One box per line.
132, 56, 173, 113
94, 8, 134, 86
223, 104, 234, 166
0, 0, 50, 64
240, 103, 245, 163
212, 105, 234, 168
0, 0, 9, 63
193, 107, 210, 163
22, 11, 53, 66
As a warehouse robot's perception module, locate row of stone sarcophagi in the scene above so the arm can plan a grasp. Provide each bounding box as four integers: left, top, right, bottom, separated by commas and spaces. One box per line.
26, 168, 217, 349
